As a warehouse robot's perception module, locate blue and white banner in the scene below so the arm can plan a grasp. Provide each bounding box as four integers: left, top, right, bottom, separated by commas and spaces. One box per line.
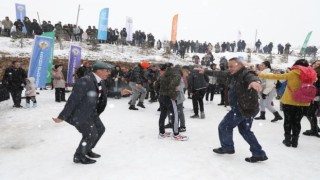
15, 3, 26, 33
97, 8, 109, 40
67, 45, 82, 84
28, 36, 53, 88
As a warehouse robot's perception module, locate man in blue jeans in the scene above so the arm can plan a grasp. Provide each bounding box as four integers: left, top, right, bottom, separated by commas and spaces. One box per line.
211, 57, 268, 163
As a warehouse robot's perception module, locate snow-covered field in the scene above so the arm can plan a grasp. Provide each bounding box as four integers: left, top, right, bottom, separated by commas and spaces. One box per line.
0, 89, 320, 180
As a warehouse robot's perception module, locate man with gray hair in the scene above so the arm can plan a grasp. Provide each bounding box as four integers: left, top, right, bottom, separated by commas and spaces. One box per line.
53, 61, 131, 164
212, 57, 268, 163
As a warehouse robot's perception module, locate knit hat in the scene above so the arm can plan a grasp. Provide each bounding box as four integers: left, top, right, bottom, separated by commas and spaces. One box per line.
92, 61, 114, 70
140, 61, 150, 69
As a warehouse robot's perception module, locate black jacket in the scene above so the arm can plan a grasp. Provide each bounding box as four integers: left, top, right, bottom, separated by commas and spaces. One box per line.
228, 67, 260, 117
188, 70, 208, 93
130, 65, 146, 84
2, 66, 27, 91
58, 73, 107, 126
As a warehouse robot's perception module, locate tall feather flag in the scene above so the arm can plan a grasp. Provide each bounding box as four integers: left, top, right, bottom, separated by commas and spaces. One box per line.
97, 8, 109, 40
171, 14, 178, 44
300, 31, 312, 55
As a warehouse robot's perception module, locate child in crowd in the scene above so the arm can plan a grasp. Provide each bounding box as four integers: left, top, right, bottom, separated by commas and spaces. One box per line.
25, 77, 37, 108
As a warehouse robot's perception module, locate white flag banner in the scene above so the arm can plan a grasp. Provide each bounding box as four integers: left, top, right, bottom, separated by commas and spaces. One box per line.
126, 16, 133, 41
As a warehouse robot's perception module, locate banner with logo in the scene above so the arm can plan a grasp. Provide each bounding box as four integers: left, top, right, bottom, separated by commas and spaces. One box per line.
171, 14, 178, 44
97, 8, 109, 40
67, 45, 82, 84
28, 36, 54, 88
15, 3, 26, 33
300, 31, 313, 55
126, 16, 133, 41
42, 32, 55, 83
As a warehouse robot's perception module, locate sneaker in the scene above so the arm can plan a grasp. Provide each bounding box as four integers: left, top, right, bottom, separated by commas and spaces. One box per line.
137, 102, 145, 108
172, 134, 189, 141
245, 156, 268, 163
179, 127, 186, 132
190, 114, 199, 118
158, 132, 171, 139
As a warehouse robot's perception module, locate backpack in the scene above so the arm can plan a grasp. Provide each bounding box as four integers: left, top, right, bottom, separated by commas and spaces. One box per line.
288, 83, 317, 103
279, 81, 287, 97
287, 66, 318, 103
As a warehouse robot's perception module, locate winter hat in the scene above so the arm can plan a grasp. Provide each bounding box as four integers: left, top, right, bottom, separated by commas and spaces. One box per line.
92, 61, 114, 71
140, 61, 150, 69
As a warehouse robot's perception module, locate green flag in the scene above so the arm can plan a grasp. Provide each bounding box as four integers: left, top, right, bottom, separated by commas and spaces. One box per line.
300, 31, 312, 55
42, 32, 55, 83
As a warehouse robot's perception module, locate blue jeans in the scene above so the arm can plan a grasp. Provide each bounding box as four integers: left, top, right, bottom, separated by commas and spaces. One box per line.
218, 108, 266, 157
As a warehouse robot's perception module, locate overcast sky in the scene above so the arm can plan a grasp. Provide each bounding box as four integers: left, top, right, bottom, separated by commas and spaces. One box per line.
2, 0, 319, 48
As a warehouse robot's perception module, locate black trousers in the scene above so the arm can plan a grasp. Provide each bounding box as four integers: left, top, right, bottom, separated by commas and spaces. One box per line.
282, 104, 308, 137
148, 82, 157, 100
205, 84, 216, 101
159, 95, 179, 136
74, 116, 105, 157
305, 101, 320, 132
9, 89, 22, 106
192, 89, 206, 115
55, 88, 66, 102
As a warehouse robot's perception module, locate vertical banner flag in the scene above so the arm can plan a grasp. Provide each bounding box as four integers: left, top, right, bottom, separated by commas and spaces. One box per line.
171, 14, 178, 44
15, 3, 26, 33
237, 30, 242, 41
300, 31, 313, 55
97, 8, 109, 40
28, 36, 53, 88
67, 45, 82, 84
126, 17, 133, 41
42, 32, 55, 83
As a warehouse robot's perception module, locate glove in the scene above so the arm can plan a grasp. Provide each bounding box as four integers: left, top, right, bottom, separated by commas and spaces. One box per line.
261, 93, 267, 99
314, 96, 320, 102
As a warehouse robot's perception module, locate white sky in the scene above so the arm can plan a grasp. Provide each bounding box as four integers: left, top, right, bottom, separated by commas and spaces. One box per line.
1, 0, 320, 47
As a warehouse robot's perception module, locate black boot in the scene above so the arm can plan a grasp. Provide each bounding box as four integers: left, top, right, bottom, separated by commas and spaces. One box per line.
73, 155, 96, 164
129, 105, 138, 110
282, 134, 292, 147
137, 102, 145, 108
291, 136, 299, 148
271, 111, 283, 122
254, 111, 266, 120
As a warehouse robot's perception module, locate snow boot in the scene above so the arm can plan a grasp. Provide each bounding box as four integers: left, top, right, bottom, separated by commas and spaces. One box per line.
200, 111, 205, 119
254, 111, 266, 120
129, 105, 138, 110
33, 103, 37, 108
25, 103, 31, 108
271, 111, 283, 122
137, 102, 145, 108
282, 134, 292, 147
291, 136, 299, 148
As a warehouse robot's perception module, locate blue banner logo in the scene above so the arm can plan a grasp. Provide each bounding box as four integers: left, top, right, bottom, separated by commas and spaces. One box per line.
28, 36, 53, 88
15, 3, 26, 33
67, 45, 82, 84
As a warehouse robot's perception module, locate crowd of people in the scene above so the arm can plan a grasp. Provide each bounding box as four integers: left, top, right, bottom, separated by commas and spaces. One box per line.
2, 55, 320, 165
1, 14, 320, 166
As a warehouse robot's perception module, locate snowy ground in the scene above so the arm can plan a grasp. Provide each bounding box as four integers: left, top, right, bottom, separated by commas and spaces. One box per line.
0, 89, 320, 180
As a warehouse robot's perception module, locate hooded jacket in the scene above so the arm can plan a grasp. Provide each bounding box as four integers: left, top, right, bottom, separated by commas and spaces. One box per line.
259, 65, 317, 106
25, 77, 36, 97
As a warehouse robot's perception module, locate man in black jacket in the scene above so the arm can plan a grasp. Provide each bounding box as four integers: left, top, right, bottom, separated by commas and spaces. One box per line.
212, 57, 268, 163
2, 61, 27, 108
53, 61, 130, 164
